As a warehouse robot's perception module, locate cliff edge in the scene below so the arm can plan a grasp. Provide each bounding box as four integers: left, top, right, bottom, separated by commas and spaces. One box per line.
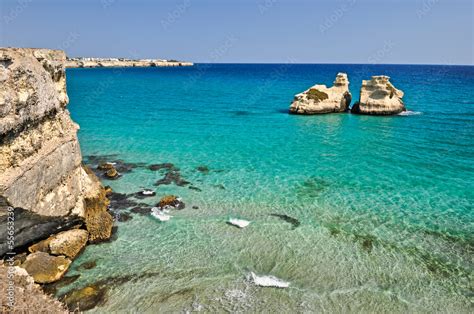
0, 48, 113, 287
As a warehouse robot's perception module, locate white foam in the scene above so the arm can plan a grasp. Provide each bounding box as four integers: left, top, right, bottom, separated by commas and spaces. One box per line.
141, 190, 155, 195
151, 207, 172, 221
250, 272, 289, 288
398, 111, 422, 116
228, 218, 250, 228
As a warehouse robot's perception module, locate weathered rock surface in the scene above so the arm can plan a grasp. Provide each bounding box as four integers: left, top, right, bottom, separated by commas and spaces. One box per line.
289, 73, 352, 114
49, 229, 89, 258
0, 48, 112, 249
0, 48, 86, 216
20, 252, 71, 284
0, 264, 67, 312
156, 195, 185, 210
82, 167, 114, 243
351, 75, 405, 115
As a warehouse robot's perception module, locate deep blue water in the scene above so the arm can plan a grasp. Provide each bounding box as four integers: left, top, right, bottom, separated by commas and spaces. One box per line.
64, 64, 473, 312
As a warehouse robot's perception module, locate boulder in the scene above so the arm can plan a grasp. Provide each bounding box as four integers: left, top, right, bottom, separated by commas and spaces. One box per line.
156, 195, 185, 210
289, 73, 351, 114
351, 75, 405, 115
49, 229, 89, 258
20, 252, 71, 283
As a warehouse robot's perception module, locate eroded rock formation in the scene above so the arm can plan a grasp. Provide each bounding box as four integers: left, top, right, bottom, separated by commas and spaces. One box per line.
0, 48, 113, 285
289, 73, 352, 114
351, 75, 405, 115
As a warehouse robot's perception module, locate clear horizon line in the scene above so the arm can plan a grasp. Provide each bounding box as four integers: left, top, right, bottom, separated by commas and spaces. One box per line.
191, 62, 473, 66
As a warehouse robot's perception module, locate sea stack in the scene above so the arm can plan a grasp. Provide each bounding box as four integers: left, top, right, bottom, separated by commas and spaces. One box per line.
0, 48, 113, 282
351, 75, 405, 115
289, 73, 352, 114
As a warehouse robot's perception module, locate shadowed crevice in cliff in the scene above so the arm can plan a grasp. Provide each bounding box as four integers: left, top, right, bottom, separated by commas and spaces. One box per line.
0, 108, 59, 144
0, 197, 84, 257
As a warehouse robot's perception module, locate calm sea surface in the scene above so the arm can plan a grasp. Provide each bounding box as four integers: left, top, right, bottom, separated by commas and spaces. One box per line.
64, 64, 473, 312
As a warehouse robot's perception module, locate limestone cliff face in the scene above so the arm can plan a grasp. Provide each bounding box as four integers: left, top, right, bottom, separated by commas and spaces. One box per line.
289, 73, 352, 114
0, 48, 112, 243
351, 75, 405, 115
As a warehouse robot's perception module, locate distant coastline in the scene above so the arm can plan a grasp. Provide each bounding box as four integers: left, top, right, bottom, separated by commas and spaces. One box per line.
66, 57, 193, 68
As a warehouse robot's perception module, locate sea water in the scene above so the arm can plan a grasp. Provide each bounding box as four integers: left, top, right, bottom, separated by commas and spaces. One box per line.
62, 64, 473, 312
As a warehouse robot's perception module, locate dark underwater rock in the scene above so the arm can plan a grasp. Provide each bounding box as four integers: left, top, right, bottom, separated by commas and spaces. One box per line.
270, 213, 301, 229
196, 165, 210, 174
154, 170, 190, 187
148, 163, 175, 171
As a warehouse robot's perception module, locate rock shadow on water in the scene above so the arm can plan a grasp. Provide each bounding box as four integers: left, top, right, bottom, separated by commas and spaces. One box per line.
269, 214, 301, 229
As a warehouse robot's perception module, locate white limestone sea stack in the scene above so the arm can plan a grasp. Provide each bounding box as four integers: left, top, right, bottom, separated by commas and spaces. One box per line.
351, 75, 405, 115
289, 73, 352, 114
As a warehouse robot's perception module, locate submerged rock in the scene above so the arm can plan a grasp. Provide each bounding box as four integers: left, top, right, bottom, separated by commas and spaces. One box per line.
61, 284, 108, 312
351, 75, 405, 115
289, 73, 351, 114
77, 260, 97, 270
270, 214, 300, 229
154, 170, 190, 187
148, 163, 175, 171
196, 165, 210, 174
20, 252, 71, 283
156, 195, 185, 210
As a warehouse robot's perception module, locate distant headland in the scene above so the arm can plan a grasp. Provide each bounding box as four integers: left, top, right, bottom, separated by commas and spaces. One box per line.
66, 57, 193, 68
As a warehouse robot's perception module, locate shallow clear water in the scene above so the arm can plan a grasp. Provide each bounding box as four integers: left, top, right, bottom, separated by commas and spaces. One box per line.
64, 64, 473, 312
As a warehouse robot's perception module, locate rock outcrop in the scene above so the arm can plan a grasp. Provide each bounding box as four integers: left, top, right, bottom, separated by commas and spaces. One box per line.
20, 252, 72, 284
351, 75, 405, 115
0, 48, 113, 284
289, 73, 352, 114
0, 264, 67, 312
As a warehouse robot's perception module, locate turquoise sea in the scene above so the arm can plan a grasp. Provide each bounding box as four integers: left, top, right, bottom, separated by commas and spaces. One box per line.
63, 64, 473, 312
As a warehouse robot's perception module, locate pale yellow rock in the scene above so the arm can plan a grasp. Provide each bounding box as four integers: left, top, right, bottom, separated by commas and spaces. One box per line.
49, 229, 89, 258
289, 73, 352, 114
0, 48, 93, 217
20, 252, 71, 284
351, 75, 405, 115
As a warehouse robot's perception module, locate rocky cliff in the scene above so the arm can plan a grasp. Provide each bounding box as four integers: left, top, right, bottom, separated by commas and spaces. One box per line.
0, 48, 112, 268
289, 73, 352, 114
351, 75, 405, 115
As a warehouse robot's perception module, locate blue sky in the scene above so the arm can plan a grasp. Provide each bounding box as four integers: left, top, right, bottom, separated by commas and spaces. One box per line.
0, 0, 472, 64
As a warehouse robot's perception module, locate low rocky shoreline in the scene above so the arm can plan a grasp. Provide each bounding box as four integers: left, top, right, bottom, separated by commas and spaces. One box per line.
66, 57, 193, 68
